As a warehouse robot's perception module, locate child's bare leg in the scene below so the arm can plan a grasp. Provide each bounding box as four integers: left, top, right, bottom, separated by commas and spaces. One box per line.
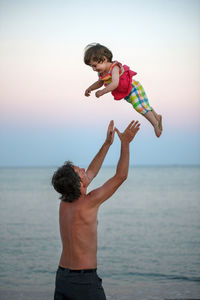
144, 110, 162, 137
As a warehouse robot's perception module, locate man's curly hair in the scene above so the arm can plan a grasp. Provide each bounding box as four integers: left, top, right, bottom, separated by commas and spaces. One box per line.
51, 161, 81, 202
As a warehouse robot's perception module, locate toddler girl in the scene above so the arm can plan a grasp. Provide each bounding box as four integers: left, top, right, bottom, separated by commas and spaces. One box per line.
84, 43, 162, 137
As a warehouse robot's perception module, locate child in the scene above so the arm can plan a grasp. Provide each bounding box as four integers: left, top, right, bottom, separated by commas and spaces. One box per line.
84, 43, 162, 137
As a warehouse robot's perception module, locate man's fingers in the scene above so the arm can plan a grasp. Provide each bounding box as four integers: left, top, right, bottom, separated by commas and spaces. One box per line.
126, 120, 135, 130
115, 127, 121, 138
128, 121, 140, 131
131, 121, 140, 129
109, 121, 140, 140
109, 120, 114, 128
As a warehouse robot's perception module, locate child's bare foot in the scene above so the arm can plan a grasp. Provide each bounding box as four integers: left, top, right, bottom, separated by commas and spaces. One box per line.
154, 125, 161, 137
158, 115, 162, 131
144, 111, 162, 137
154, 115, 162, 137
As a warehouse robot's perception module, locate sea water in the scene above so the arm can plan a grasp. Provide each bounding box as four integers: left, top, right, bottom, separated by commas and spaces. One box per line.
0, 166, 200, 300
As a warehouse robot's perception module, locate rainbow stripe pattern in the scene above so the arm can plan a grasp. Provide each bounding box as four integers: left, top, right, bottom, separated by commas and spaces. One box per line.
124, 80, 152, 115
99, 61, 124, 86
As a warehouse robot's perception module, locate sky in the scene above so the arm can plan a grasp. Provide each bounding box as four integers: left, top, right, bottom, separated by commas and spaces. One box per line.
0, 0, 200, 167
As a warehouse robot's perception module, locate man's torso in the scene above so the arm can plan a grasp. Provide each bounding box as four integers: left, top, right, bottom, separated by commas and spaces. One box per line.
59, 197, 98, 269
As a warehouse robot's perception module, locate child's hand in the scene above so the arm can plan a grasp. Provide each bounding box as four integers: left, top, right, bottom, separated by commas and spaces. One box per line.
95, 90, 104, 98
85, 88, 92, 97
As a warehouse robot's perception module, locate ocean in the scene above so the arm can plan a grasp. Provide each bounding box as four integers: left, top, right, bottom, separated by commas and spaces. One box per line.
0, 166, 200, 300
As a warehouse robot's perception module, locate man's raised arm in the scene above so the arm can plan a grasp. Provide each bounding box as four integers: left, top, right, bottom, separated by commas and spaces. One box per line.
114, 120, 140, 180
88, 120, 140, 206
86, 120, 115, 185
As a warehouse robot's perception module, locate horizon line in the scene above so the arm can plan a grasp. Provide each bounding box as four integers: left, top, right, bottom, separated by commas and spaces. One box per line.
0, 164, 200, 169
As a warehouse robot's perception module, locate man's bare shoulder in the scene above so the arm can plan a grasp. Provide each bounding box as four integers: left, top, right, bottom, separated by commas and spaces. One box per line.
59, 195, 98, 213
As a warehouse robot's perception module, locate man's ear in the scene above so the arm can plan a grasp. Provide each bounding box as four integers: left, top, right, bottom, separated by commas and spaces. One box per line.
80, 180, 85, 189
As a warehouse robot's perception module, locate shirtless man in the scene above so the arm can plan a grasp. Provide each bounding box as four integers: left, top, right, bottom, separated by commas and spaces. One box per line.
52, 120, 140, 300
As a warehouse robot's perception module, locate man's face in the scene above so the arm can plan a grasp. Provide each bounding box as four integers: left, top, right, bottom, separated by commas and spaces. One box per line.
73, 166, 88, 187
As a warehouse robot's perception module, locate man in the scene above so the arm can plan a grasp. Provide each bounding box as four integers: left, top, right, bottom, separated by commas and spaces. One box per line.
52, 120, 140, 300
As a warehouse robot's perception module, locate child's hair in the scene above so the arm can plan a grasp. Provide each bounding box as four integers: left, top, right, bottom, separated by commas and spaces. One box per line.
84, 43, 113, 65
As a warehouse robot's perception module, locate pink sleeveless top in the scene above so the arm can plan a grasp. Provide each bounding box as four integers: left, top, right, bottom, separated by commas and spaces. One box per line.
98, 61, 137, 100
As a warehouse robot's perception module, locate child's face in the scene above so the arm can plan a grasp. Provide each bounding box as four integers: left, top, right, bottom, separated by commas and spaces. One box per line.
89, 57, 110, 74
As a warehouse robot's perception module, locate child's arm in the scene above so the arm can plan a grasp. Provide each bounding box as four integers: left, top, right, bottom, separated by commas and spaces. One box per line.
96, 66, 120, 98
85, 80, 104, 97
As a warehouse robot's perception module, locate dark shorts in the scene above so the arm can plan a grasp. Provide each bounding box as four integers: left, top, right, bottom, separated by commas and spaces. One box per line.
54, 267, 106, 300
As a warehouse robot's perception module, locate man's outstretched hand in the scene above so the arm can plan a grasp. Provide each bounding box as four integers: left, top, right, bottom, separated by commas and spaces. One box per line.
105, 120, 115, 146
115, 121, 140, 143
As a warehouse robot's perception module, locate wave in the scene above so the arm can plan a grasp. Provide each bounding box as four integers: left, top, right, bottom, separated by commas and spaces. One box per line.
126, 271, 200, 282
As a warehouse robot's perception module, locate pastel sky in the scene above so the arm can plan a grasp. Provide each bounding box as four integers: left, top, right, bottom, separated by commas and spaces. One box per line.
0, 0, 200, 166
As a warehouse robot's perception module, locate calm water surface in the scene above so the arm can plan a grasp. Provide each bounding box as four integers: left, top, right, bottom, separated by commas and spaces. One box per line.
0, 166, 200, 299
